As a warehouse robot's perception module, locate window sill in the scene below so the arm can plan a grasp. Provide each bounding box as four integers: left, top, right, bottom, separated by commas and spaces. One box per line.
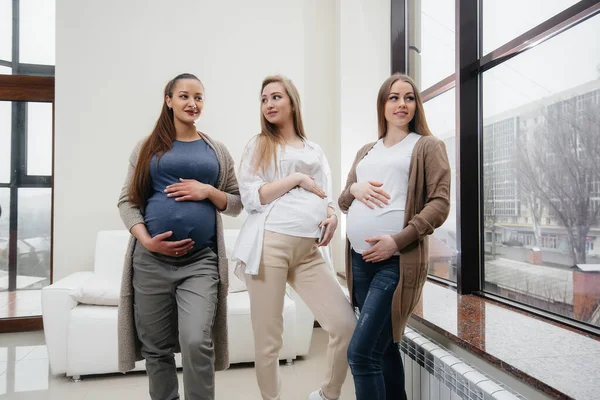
411, 280, 600, 400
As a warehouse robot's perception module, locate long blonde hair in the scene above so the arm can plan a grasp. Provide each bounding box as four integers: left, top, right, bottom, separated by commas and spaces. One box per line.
252, 75, 307, 174
377, 74, 433, 139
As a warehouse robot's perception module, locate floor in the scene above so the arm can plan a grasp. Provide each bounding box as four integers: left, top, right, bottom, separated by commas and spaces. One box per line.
0, 290, 42, 318
0, 328, 355, 400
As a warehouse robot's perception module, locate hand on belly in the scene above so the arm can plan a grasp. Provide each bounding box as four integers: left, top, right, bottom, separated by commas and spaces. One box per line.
361, 235, 399, 263
350, 181, 391, 209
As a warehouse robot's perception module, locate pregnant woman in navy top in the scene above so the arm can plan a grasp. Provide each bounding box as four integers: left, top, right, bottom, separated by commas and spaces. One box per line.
117, 73, 241, 400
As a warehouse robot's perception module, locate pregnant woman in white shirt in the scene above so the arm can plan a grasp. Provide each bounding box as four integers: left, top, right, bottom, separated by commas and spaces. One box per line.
233, 75, 356, 400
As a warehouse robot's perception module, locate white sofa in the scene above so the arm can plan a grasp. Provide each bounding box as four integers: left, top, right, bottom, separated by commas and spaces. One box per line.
42, 229, 315, 380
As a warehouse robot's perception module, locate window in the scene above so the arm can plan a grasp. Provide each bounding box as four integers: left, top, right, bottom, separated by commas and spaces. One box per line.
16, 188, 51, 288
0, 1, 11, 67
413, 0, 456, 89
408, 0, 458, 284
0, 100, 53, 294
18, 0, 56, 66
0, 101, 10, 182
0, 0, 54, 78
26, 102, 53, 176
482, 13, 600, 327
423, 89, 457, 282
0, 1, 54, 324
0, 189, 9, 285
482, 0, 579, 54
400, 0, 600, 333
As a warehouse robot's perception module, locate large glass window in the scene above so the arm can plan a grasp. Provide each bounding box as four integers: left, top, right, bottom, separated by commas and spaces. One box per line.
424, 88, 457, 282
402, 0, 600, 332
482, 14, 600, 327
482, 0, 580, 54
0, 189, 9, 291
0, 101, 53, 294
0, 1, 54, 324
0, 0, 55, 77
26, 102, 53, 176
17, 188, 51, 289
409, 0, 457, 284
0, 101, 11, 183
417, 0, 456, 89
18, 0, 56, 66
0, 1, 11, 64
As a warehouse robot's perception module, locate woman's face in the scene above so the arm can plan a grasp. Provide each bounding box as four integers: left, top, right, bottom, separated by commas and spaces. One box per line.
166, 79, 205, 125
384, 80, 416, 131
261, 82, 293, 127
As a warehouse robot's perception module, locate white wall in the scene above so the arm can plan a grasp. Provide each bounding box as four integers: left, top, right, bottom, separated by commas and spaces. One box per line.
302, 0, 342, 270
338, 0, 391, 176
54, 0, 338, 279
336, 0, 391, 264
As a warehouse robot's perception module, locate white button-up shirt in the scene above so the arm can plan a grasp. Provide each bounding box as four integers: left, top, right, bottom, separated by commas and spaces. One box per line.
232, 135, 336, 279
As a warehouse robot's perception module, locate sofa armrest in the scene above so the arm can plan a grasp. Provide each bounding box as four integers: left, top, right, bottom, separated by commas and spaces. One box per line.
286, 286, 314, 356
42, 271, 94, 375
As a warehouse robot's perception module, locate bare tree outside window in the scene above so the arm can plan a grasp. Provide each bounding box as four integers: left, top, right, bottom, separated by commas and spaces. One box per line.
516, 95, 600, 265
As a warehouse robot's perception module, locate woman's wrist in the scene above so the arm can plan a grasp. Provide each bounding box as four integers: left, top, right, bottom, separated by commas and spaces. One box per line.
208, 186, 219, 202
349, 183, 357, 196
290, 173, 302, 187
131, 223, 151, 248
327, 208, 337, 219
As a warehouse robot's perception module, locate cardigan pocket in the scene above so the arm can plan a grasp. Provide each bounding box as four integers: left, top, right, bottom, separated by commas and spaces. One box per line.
399, 262, 428, 318
402, 262, 425, 289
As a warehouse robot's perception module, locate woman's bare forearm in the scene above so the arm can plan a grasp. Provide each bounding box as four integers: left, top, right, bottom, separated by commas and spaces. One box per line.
258, 174, 300, 205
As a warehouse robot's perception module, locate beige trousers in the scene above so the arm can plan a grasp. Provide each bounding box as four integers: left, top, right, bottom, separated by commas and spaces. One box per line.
246, 231, 357, 400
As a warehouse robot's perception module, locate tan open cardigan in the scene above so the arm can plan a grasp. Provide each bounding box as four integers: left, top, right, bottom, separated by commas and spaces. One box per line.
338, 135, 451, 342
116, 133, 242, 372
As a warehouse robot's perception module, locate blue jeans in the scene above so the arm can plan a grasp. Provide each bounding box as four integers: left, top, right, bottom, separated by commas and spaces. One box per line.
347, 250, 407, 400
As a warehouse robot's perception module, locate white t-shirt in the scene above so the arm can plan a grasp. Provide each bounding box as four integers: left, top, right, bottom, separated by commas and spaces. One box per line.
265, 143, 329, 238
346, 133, 421, 254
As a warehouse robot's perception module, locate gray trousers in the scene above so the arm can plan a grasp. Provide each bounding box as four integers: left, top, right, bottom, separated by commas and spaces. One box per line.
133, 242, 219, 400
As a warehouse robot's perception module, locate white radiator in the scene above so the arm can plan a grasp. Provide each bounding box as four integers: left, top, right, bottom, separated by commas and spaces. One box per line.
400, 327, 526, 400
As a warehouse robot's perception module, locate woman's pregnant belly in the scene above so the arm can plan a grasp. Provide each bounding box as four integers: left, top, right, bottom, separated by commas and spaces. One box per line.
346, 201, 405, 254
144, 193, 216, 247
265, 188, 328, 238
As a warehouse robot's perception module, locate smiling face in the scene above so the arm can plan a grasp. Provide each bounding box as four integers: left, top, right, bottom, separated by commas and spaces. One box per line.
261, 82, 294, 127
384, 79, 416, 132
166, 78, 205, 125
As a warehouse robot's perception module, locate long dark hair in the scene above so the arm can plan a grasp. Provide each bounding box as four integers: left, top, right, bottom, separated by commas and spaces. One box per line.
129, 73, 202, 206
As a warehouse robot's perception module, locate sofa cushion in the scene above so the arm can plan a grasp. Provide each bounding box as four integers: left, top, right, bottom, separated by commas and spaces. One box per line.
71, 274, 120, 306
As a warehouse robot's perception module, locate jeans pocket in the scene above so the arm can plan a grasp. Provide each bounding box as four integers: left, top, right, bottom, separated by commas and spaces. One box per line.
371, 267, 400, 292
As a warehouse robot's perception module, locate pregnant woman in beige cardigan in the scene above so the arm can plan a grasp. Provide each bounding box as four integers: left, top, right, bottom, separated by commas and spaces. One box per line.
340, 73, 451, 400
